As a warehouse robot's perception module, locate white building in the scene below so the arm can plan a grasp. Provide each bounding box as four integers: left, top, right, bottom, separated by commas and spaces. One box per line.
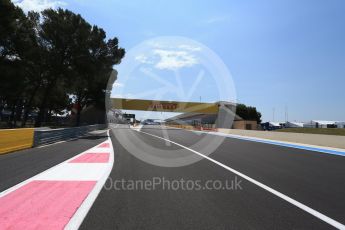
303, 120, 336, 128
269, 121, 284, 129
286, 121, 304, 128
335, 122, 345, 128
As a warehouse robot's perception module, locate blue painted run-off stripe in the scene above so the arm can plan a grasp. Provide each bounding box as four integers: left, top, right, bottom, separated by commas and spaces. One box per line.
209, 132, 345, 157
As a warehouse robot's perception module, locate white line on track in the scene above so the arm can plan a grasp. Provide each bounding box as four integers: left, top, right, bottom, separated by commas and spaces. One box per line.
137, 129, 345, 230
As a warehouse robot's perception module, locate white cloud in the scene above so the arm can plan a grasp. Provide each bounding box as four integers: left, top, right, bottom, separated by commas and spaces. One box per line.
111, 93, 134, 99
153, 49, 198, 70
135, 44, 201, 70
205, 15, 228, 24
113, 82, 124, 88
12, 0, 66, 12
135, 55, 154, 64
177, 45, 201, 52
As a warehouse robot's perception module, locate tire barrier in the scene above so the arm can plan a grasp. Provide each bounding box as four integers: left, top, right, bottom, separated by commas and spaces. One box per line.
0, 128, 34, 154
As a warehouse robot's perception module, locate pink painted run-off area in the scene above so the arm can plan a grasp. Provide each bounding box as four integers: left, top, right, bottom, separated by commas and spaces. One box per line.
97, 142, 110, 148
69, 153, 110, 163
0, 180, 96, 230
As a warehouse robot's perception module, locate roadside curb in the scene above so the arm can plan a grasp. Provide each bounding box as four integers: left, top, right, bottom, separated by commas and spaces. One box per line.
0, 129, 115, 229
65, 129, 115, 229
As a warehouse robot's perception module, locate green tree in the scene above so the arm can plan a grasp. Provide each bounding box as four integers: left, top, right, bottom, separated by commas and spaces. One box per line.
0, 3, 125, 128
0, 0, 37, 127
67, 24, 125, 126
33, 9, 77, 126
236, 103, 262, 123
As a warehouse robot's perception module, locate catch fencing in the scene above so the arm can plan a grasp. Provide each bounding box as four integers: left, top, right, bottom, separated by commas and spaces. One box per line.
33, 124, 107, 146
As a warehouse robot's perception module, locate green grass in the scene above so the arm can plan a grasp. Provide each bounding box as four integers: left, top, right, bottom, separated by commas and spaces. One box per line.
275, 128, 345, 136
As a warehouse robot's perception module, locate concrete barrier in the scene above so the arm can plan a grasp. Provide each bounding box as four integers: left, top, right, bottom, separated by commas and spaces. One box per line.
0, 128, 34, 154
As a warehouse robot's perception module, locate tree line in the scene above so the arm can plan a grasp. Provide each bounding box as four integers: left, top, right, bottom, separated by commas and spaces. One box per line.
0, 0, 125, 128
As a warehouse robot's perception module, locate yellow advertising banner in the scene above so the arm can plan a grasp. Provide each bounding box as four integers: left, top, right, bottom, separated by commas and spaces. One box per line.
111, 98, 219, 114
0, 128, 34, 154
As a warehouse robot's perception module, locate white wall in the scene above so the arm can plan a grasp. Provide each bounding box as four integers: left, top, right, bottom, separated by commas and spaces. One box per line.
336, 122, 345, 128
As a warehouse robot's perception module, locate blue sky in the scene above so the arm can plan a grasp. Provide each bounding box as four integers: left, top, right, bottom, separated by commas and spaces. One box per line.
14, 0, 345, 122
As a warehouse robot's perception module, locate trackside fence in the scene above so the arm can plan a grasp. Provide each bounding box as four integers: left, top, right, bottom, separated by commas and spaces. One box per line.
165, 124, 217, 131
33, 124, 107, 146
0, 124, 107, 154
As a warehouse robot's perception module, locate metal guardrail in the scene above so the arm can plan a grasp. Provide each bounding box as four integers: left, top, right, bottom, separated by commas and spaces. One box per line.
33, 124, 107, 146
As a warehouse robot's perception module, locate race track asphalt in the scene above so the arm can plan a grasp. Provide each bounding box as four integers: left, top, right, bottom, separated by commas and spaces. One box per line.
80, 126, 345, 230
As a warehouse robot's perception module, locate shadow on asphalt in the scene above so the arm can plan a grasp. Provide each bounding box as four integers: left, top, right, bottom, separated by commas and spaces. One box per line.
80, 135, 108, 140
